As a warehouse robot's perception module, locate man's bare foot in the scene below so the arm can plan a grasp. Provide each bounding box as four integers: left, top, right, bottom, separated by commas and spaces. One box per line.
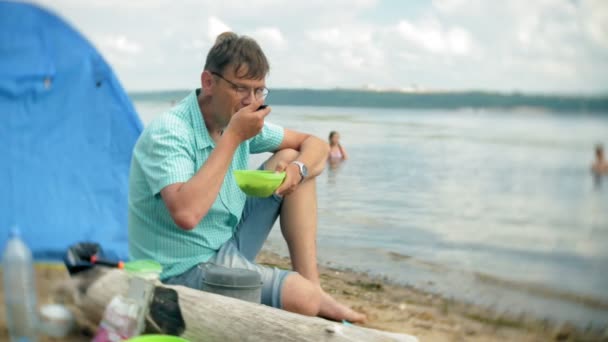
318, 289, 367, 324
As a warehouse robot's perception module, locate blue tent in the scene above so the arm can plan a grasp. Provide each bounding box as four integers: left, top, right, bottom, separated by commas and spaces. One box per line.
0, 1, 143, 260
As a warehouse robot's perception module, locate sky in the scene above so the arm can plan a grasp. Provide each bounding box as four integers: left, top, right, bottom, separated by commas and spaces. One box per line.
35, 0, 608, 94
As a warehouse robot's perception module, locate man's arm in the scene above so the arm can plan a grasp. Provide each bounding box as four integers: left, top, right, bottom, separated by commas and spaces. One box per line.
279, 128, 329, 177
161, 101, 270, 230
273, 128, 329, 196
160, 131, 240, 230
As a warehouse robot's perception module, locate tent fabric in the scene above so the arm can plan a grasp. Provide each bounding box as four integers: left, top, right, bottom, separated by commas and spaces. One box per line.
0, 1, 143, 260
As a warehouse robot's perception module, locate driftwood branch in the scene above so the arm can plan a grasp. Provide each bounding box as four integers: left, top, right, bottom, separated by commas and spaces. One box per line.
67, 268, 418, 342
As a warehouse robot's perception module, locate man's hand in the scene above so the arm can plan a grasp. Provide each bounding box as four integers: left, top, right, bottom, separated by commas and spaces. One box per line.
274, 161, 302, 197
225, 99, 271, 142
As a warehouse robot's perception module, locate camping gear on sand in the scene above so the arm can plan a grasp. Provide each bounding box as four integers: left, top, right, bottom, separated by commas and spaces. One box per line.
39, 304, 75, 338
64, 242, 158, 274
92, 258, 162, 342
201, 264, 262, 303
64, 242, 163, 341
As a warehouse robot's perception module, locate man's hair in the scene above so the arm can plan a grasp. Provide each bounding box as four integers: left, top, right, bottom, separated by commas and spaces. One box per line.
204, 32, 269, 79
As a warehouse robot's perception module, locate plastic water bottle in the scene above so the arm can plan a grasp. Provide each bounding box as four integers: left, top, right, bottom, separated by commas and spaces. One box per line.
2, 228, 38, 342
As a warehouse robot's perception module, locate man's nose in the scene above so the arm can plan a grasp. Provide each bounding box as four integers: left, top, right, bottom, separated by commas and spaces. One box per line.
241, 89, 255, 105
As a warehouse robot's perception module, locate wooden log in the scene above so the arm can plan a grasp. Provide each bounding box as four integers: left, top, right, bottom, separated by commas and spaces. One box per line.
68, 268, 418, 342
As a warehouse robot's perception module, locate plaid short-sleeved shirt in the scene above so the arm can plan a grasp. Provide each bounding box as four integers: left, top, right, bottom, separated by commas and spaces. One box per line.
128, 89, 284, 279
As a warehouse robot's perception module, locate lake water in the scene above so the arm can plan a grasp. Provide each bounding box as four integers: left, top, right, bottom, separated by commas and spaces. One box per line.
134, 99, 608, 327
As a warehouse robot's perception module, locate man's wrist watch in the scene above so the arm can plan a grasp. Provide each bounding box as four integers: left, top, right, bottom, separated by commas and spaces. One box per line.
291, 161, 308, 184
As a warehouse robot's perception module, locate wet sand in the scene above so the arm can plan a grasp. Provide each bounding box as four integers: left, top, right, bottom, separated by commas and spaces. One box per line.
1, 251, 606, 342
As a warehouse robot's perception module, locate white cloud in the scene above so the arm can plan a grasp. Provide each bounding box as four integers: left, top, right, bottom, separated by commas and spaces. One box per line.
251, 27, 287, 49
180, 39, 206, 52
397, 20, 442, 53
94, 35, 142, 68
305, 26, 384, 74
581, 0, 608, 49
446, 27, 472, 55
396, 19, 474, 56
208, 16, 231, 43
307, 28, 342, 46
99, 35, 141, 55
432, 0, 478, 13
31, 0, 608, 93
307, 27, 374, 49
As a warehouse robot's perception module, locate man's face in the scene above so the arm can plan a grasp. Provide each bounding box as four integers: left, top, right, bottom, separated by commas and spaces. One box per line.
211, 66, 266, 128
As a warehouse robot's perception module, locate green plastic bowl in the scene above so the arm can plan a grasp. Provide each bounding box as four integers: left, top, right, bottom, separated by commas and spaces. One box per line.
233, 170, 286, 197
126, 335, 189, 342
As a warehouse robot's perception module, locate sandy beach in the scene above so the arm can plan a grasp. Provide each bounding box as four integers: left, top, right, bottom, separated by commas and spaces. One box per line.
0, 250, 606, 342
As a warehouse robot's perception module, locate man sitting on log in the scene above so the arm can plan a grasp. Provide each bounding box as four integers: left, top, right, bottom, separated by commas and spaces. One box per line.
127, 32, 366, 324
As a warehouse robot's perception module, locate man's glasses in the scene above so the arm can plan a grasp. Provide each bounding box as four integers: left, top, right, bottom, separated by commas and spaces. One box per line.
211, 72, 269, 100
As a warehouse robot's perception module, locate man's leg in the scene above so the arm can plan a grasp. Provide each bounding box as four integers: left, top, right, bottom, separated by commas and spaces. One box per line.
166, 150, 364, 321
263, 149, 319, 282
264, 149, 366, 323
164, 240, 322, 315
280, 172, 320, 282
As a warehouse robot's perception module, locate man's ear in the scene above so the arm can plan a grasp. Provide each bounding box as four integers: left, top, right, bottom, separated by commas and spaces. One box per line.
201, 71, 213, 95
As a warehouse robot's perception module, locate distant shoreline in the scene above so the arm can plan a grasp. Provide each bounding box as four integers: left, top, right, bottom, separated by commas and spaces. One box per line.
130, 88, 608, 113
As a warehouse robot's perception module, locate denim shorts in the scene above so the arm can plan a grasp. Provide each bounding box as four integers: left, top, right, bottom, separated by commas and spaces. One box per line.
163, 192, 294, 308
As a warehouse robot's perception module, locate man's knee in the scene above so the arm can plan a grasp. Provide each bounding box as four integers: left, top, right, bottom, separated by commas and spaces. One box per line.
277, 148, 299, 159
264, 148, 299, 171
281, 273, 321, 316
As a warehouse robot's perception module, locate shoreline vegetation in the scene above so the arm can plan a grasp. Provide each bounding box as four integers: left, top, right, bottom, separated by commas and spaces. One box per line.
1, 250, 606, 342
130, 88, 608, 113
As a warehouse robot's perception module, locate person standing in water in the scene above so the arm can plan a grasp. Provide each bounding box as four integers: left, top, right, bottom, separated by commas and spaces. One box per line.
328, 131, 348, 161
592, 144, 608, 176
